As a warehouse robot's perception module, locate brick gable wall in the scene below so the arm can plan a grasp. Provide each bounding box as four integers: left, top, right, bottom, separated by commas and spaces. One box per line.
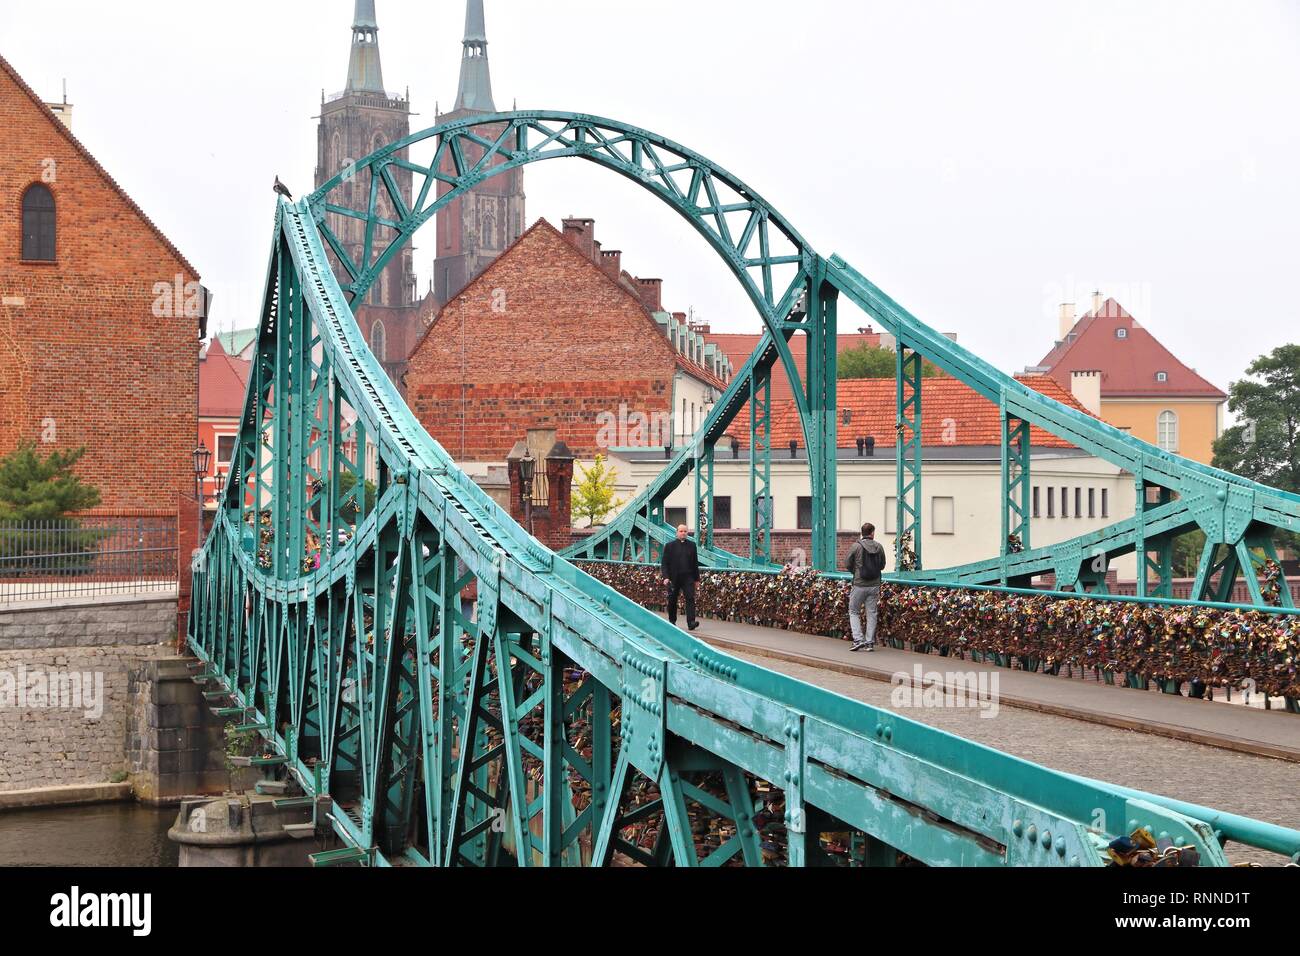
406, 220, 679, 460
0, 62, 199, 513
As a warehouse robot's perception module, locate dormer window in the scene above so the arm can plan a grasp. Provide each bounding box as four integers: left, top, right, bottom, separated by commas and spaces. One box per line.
1116, 328, 1128, 340
1156, 371, 1167, 383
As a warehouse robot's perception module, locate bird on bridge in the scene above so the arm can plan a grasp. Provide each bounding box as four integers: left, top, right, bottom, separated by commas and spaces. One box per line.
273, 176, 293, 200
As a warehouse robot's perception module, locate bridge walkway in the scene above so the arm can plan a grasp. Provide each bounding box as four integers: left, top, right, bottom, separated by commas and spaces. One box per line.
684, 614, 1300, 762
675, 616, 1299, 867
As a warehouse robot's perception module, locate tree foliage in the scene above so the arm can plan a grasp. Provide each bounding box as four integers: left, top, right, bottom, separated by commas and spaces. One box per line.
837, 345, 943, 380
0, 442, 101, 521
1212, 344, 1300, 551
571, 455, 624, 528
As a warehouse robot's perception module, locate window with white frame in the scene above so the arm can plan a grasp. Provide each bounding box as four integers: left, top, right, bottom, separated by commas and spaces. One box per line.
932, 496, 955, 534
839, 496, 861, 531
1157, 410, 1179, 452
215, 434, 237, 467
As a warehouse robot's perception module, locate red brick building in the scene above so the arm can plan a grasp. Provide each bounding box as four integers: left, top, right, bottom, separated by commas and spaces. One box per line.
0, 53, 204, 515
406, 217, 731, 463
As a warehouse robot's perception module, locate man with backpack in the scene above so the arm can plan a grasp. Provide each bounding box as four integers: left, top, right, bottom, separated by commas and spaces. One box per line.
845, 522, 887, 651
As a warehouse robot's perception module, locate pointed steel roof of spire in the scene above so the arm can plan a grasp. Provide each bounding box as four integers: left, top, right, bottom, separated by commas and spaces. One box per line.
346, 0, 385, 93
454, 0, 495, 112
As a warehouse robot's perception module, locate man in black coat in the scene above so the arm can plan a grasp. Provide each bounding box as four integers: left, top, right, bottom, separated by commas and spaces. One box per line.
661, 524, 700, 630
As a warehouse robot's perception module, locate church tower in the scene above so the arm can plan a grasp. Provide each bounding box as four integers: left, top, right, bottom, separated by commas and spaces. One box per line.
432, 0, 526, 308
315, 0, 417, 380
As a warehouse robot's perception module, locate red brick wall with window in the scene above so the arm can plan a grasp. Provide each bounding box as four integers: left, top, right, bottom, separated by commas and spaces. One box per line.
0, 57, 199, 514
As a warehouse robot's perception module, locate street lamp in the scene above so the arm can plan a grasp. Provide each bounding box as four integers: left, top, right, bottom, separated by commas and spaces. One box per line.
192, 441, 211, 545
519, 451, 536, 536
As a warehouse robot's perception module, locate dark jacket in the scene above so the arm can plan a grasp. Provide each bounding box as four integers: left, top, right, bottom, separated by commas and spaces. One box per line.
845, 537, 886, 586
661, 538, 700, 582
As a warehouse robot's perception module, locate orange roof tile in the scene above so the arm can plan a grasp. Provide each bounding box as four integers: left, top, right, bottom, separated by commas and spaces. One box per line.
727, 375, 1092, 450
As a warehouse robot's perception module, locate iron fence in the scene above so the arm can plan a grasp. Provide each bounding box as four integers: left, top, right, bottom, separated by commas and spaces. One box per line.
0, 515, 178, 606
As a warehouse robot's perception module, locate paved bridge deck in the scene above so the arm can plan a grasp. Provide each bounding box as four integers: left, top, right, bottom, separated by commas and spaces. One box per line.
684, 615, 1300, 763
676, 616, 1299, 866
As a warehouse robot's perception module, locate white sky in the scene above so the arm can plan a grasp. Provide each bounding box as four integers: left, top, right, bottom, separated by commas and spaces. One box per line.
4, 0, 1297, 393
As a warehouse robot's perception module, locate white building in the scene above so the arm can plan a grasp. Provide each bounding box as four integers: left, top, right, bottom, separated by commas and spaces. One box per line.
605, 375, 1139, 579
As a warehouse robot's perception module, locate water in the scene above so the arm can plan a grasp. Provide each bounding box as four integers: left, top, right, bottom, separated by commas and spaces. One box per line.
0, 802, 178, 867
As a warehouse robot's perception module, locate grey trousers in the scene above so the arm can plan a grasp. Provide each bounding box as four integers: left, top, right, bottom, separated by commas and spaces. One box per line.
849, 584, 880, 645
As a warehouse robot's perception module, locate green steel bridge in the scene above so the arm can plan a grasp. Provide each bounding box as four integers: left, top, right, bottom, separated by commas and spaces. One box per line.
188, 111, 1300, 867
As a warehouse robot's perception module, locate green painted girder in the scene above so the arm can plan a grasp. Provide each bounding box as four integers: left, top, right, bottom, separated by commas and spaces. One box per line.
185, 112, 1300, 868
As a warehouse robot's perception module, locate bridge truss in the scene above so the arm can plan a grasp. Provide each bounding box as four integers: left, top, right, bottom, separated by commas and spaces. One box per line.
188, 112, 1300, 867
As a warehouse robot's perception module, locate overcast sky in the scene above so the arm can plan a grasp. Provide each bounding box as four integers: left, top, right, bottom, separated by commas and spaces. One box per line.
4, 0, 1297, 393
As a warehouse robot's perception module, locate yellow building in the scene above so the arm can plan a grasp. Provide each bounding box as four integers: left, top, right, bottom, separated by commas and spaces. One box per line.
1031, 294, 1226, 464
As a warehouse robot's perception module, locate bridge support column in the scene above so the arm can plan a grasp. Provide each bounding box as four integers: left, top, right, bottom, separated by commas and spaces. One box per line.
999, 407, 1031, 583
806, 277, 839, 572
749, 371, 773, 564
895, 346, 923, 570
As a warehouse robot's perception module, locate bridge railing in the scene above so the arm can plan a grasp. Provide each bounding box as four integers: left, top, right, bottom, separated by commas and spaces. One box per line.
0, 514, 177, 606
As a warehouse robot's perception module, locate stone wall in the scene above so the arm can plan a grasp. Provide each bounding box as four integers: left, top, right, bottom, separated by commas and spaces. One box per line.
0, 597, 176, 794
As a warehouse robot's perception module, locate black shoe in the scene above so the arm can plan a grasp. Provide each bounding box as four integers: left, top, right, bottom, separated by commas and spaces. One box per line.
849, 642, 864, 652
688, 620, 700, 630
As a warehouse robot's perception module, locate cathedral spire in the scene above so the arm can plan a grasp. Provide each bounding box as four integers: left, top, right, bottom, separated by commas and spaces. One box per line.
346, 0, 385, 93
454, 0, 495, 112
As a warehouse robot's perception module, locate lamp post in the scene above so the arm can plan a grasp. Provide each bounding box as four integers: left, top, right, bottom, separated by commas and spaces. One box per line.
519, 451, 536, 537
192, 441, 212, 546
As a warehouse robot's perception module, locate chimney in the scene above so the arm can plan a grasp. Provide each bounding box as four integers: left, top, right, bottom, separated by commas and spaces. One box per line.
561, 217, 596, 260
1092, 290, 1103, 315
600, 249, 622, 280
635, 277, 663, 312
1070, 369, 1103, 417
1058, 303, 1076, 340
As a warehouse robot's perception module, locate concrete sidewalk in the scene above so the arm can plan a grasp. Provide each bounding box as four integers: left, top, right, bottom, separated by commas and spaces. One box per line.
678, 615, 1300, 763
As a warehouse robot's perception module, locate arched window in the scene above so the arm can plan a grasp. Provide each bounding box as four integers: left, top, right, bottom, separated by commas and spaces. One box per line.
1157, 410, 1178, 452
370, 320, 387, 362
21, 183, 56, 261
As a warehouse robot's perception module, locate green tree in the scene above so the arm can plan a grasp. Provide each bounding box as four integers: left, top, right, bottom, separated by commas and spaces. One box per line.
0, 443, 101, 520
571, 455, 624, 528
838, 345, 943, 380
0, 443, 104, 571
1212, 344, 1300, 551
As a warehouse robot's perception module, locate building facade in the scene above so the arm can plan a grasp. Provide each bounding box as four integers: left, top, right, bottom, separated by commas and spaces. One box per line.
314, 0, 420, 386
0, 53, 204, 516
431, 0, 526, 308
311, 1, 522, 390
609, 375, 1139, 579
406, 216, 731, 470
1033, 295, 1227, 465
197, 338, 250, 516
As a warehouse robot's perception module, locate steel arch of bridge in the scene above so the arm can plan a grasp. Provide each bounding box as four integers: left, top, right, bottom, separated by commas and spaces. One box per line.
187, 111, 1300, 868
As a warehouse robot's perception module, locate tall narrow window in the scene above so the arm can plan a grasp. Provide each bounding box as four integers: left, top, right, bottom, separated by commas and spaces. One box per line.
1101, 488, 1109, 518
1060, 486, 1069, 518
1157, 410, 1179, 452
796, 496, 813, 530
1074, 487, 1082, 518
1088, 488, 1096, 518
1032, 486, 1040, 518
932, 496, 955, 535
21, 183, 56, 261
1047, 487, 1055, 518
370, 320, 387, 362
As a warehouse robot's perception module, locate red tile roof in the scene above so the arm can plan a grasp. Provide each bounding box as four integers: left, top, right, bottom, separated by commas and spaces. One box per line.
705, 330, 885, 405
199, 338, 250, 419
1037, 298, 1225, 399
729, 375, 1091, 450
